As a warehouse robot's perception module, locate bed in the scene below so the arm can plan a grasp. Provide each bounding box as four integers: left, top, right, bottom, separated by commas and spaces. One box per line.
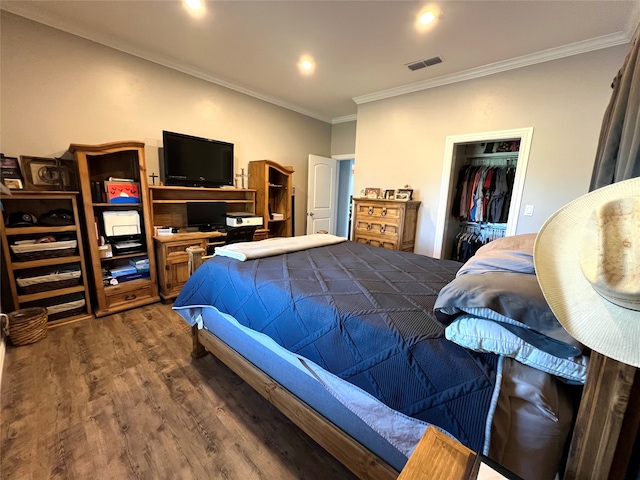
173, 233, 586, 480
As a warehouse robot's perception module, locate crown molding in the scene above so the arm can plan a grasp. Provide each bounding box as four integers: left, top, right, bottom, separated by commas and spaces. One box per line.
4, 4, 637, 124
353, 31, 632, 106
0, 5, 334, 124
331, 114, 357, 125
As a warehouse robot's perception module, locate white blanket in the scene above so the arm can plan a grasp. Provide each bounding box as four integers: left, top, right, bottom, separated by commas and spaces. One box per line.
214, 233, 347, 261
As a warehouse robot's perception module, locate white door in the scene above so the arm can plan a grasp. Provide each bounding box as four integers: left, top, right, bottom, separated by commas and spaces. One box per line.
306, 154, 338, 235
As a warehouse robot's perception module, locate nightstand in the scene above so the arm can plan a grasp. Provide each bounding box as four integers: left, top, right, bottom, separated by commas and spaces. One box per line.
398, 426, 476, 480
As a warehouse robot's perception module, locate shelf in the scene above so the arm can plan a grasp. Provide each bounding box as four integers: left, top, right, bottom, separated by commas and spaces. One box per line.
104, 277, 152, 291
151, 199, 254, 204
249, 160, 294, 239
100, 251, 149, 262
4, 225, 77, 235
466, 151, 519, 159
71, 140, 159, 316
47, 311, 93, 329
0, 192, 93, 323
11, 255, 83, 270
92, 203, 142, 208
18, 285, 86, 303
0, 191, 80, 199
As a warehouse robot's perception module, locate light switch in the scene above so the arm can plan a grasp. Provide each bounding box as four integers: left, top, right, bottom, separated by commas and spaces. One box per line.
524, 205, 534, 216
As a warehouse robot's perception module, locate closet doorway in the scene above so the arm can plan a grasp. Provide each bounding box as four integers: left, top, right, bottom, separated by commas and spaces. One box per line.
433, 127, 534, 259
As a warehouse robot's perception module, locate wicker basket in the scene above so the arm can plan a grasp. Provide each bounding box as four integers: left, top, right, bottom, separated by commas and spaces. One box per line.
17, 269, 81, 294
11, 240, 77, 262
6, 307, 48, 346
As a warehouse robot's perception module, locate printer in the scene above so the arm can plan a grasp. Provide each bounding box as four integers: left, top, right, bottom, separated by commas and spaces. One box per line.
226, 212, 263, 228
102, 210, 144, 255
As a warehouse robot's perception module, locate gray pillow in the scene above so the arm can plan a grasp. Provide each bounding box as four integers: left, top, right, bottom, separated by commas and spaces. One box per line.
434, 272, 583, 357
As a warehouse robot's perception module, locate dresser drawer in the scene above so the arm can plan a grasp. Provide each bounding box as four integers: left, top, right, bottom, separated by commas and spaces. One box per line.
354, 218, 400, 238
354, 234, 398, 250
354, 202, 403, 221
106, 282, 155, 308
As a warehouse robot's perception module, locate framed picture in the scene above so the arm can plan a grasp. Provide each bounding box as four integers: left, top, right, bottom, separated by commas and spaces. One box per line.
4, 178, 24, 190
1, 154, 23, 186
396, 188, 414, 201
21, 156, 78, 191
105, 181, 141, 204
384, 189, 395, 199
365, 187, 381, 199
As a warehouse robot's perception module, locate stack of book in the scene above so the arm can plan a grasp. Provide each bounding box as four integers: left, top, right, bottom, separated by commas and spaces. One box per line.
129, 256, 150, 273
102, 257, 150, 286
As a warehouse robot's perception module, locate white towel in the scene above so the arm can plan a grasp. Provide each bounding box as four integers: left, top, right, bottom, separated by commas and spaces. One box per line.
214, 234, 347, 261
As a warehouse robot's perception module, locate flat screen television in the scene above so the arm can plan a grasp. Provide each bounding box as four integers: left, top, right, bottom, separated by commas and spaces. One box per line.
162, 130, 234, 188
186, 202, 227, 231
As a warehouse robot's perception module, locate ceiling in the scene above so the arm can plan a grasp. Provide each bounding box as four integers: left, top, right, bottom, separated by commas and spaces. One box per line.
2, 1, 639, 124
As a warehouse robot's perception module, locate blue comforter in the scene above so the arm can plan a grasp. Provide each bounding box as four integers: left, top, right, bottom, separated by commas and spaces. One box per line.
175, 240, 499, 453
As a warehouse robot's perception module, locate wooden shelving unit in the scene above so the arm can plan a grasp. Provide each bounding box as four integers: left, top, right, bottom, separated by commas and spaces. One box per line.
248, 160, 294, 238
71, 141, 159, 317
148, 186, 258, 228
148, 185, 267, 301
0, 191, 93, 327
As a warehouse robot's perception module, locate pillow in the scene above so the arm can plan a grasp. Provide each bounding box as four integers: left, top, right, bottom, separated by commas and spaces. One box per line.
445, 315, 588, 384
475, 233, 537, 256
434, 271, 583, 355
456, 233, 537, 277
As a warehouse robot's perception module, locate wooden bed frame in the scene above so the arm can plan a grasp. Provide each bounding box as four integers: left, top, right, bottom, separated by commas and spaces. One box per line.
191, 325, 399, 480
186, 246, 640, 479
192, 325, 640, 480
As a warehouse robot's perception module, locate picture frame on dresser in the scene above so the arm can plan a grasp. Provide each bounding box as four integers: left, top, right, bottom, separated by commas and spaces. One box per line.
395, 188, 413, 201
365, 187, 381, 199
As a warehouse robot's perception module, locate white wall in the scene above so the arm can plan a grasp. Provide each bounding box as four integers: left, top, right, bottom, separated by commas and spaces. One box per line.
354, 45, 629, 256
0, 12, 332, 236
331, 121, 357, 156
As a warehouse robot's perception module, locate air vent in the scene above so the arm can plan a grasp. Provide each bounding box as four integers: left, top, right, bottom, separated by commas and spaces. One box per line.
424, 56, 443, 66
406, 56, 443, 71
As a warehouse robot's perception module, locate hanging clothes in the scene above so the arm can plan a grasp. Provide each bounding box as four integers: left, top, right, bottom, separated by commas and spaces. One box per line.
452, 224, 506, 263
590, 36, 640, 190
452, 164, 515, 223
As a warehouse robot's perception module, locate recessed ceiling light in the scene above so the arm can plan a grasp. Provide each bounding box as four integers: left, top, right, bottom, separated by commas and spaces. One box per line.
184, 0, 206, 17
298, 56, 315, 75
415, 7, 439, 32
419, 11, 435, 25
185, 0, 202, 10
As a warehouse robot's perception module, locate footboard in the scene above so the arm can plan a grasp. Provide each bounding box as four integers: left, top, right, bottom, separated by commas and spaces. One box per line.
191, 325, 399, 480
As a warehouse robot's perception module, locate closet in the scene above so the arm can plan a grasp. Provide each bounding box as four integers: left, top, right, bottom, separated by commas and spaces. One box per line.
445, 139, 520, 261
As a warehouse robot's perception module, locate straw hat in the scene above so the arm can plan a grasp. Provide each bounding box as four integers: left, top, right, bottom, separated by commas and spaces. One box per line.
534, 177, 640, 368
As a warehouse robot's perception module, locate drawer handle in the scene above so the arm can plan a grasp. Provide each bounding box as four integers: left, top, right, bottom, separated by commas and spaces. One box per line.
368, 207, 374, 216
125, 293, 137, 301
380, 224, 386, 234
367, 223, 372, 231
381, 207, 387, 217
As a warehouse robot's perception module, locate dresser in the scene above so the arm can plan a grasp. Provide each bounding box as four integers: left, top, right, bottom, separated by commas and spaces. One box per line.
352, 198, 420, 252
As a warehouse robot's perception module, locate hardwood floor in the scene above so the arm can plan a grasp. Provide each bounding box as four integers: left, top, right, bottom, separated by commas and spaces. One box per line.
0, 302, 357, 479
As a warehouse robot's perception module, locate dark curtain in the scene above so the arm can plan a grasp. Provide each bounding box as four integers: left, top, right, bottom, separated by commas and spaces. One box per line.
590, 36, 640, 191
588, 33, 640, 480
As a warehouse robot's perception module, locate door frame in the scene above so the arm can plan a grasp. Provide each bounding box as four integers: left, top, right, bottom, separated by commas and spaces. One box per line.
332, 154, 355, 238
433, 127, 534, 258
